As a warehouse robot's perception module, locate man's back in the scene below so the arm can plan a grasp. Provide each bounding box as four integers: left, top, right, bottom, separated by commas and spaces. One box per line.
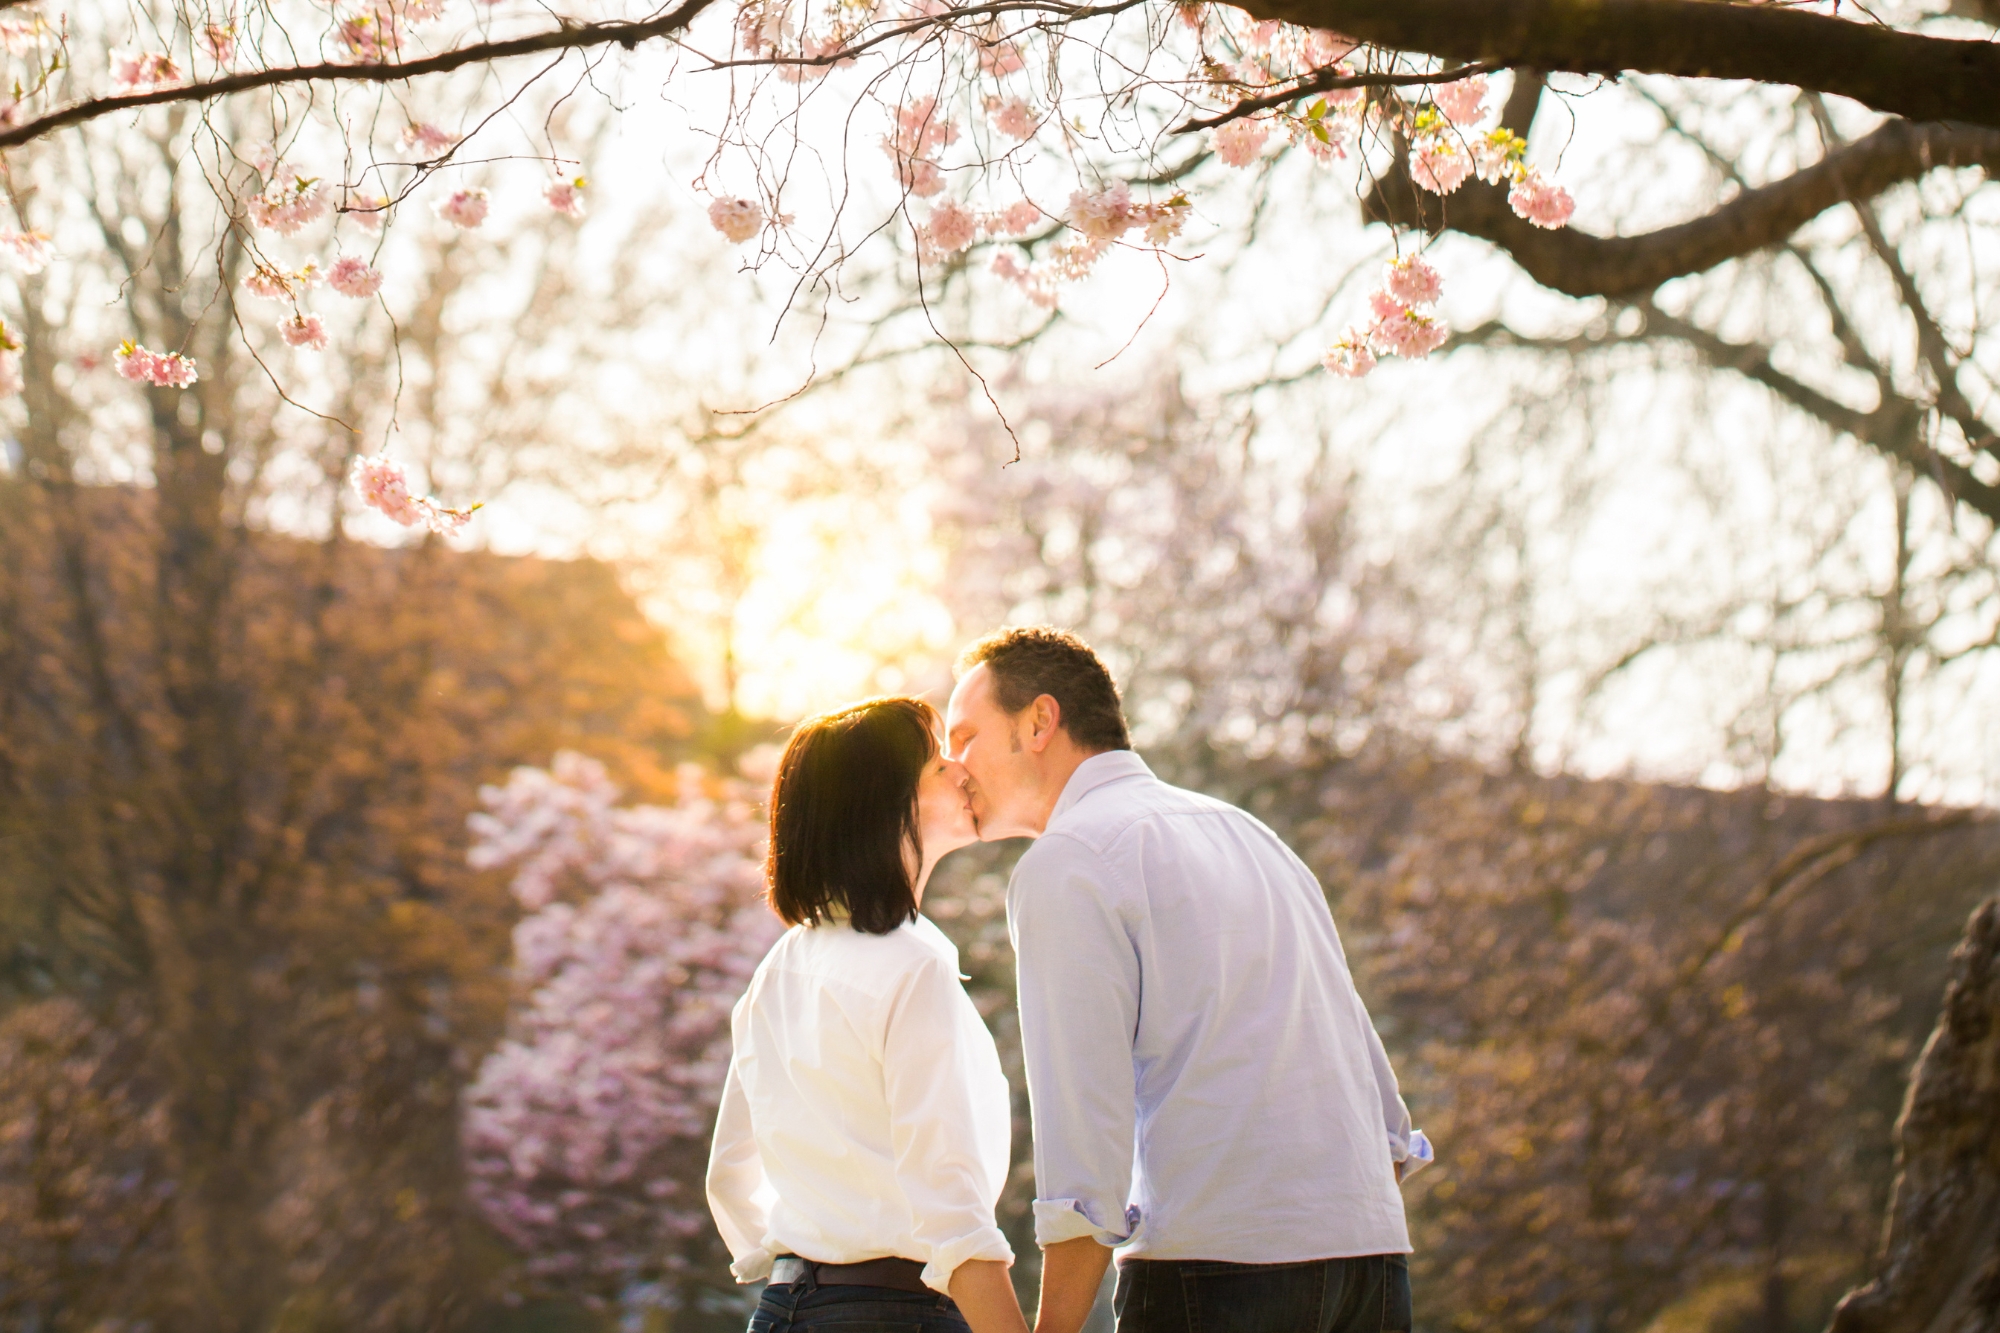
1009, 749, 1416, 1263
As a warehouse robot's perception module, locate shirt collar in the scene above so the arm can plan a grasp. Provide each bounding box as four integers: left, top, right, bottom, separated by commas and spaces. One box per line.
1046, 749, 1153, 828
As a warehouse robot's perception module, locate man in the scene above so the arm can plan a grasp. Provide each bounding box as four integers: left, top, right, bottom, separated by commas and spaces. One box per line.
945, 626, 1430, 1333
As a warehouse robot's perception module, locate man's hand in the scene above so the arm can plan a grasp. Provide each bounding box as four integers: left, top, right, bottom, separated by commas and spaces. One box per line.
1034, 1237, 1114, 1333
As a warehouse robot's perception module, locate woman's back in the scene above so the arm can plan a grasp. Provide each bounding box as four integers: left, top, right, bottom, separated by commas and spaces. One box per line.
708, 913, 1012, 1294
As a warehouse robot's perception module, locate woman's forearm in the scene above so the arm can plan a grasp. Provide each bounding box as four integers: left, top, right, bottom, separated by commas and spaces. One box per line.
949, 1258, 1031, 1333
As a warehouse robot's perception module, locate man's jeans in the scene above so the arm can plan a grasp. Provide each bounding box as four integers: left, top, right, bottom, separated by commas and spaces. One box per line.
1113, 1253, 1413, 1333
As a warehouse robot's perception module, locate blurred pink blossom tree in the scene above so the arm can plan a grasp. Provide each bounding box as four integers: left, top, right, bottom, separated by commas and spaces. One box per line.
461, 751, 780, 1313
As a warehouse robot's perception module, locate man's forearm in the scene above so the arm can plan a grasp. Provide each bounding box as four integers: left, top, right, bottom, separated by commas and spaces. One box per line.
1034, 1237, 1114, 1333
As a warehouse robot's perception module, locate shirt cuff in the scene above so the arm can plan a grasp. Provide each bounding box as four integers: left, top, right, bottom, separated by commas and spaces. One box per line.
1396, 1129, 1436, 1178
1033, 1197, 1136, 1249
921, 1225, 1015, 1295
729, 1245, 776, 1284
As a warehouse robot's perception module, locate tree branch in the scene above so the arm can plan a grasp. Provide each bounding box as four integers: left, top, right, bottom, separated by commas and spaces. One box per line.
1239, 0, 2000, 131
1364, 119, 2000, 299
0, 0, 716, 151
1174, 58, 1506, 133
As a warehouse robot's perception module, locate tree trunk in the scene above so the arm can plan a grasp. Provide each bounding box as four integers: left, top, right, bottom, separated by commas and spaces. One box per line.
1828, 897, 2000, 1333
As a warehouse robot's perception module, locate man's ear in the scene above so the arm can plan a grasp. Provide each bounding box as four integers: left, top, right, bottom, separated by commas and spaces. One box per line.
1024, 694, 1062, 754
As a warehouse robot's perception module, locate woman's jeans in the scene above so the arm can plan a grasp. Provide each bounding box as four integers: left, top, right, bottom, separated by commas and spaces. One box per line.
1112, 1253, 1413, 1333
747, 1279, 971, 1333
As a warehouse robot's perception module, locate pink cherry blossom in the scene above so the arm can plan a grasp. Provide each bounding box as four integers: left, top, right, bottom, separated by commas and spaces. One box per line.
401, 122, 459, 155
1322, 333, 1375, 378
1471, 130, 1521, 185
978, 39, 1024, 76
888, 97, 958, 160
0, 229, 54, 275
113, 341, 199, 389
461, 755, 778, 1302
1213, 117, 1269, 168
339, 13, 402, 59
543, 177, 587, 219
243, 260, 322, 299
1409, 138, 1472, 195
327, 256, 385, 298
345, 195, 392, 231
990, 199, 1042, 236
1138, 196, 1191, 244
0, 351, 21, 396
924, 200, 977, 254
110, 50, 183, 92
899, 158, 945, 197
1068, 184, 1135, 241
279, 312, 329, 351
248, 172, 331, 235
351, 454, 425, 526
707, 196, 765, 243
349, 454, 478, 533
202, 24, 236, 63
1384, 253, 1442, 307
1509, 170, 1575, 229
1368, 304, 1448, 358
434, 187, 490, 229
1303, 28, 1356, 67
1435, 73, 1488, 125
987, 97, 1035, 140
0, 16, 43, 53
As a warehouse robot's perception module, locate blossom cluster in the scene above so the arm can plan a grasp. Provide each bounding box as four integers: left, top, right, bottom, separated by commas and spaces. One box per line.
708, 196, 766, 243
1402, 74, 1575, 230
0, 228, 53, 274
461, 753, 779, 1300
113, 340, 200, 389
110, 49, 182, 92
348, 454, 478, 536
248, 168, 331, 236
1322, 253, 1449, 378
883, 96, 958, 198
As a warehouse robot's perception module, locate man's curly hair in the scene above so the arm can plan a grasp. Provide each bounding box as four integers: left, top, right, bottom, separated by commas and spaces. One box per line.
955, 626, 1131, 753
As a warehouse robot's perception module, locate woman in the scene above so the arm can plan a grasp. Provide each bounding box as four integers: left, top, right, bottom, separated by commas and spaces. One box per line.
707, 697, 1031, 1333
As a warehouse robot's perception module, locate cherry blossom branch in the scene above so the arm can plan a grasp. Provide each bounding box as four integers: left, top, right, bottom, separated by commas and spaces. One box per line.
696, 0, 1149, 72
1364, 118, 2000, 299
0, 0, 717, 152
1174, 58, 1506, 133
1241, 0, 2000, 131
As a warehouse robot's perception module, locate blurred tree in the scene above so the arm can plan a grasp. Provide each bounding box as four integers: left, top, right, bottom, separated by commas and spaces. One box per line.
0, 111, 706, 1333
461, 752, 777, 1323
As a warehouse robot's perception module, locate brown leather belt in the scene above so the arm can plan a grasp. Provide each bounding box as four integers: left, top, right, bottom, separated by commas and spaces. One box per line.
770, 1254, 931, 1295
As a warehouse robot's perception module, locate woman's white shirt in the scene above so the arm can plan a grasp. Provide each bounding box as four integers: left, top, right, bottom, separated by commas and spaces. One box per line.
705, 912, 1014, 1296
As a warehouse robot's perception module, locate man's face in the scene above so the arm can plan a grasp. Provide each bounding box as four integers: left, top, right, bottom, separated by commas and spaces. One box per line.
945, 664, 1038, 840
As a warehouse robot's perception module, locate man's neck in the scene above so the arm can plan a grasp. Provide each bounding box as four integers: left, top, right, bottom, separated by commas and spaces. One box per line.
1022, 744, 1102, 837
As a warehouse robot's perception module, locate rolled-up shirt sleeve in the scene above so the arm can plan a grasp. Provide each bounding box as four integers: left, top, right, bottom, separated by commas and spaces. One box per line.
1010, 834, 1142, 1250
881, 954, 1015, 1294
1364, 1014, 1434, 1177
705, 1042, 777, 1283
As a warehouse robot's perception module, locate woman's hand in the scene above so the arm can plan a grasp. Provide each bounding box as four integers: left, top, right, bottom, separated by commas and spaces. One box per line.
949, 1258, 1031, 1333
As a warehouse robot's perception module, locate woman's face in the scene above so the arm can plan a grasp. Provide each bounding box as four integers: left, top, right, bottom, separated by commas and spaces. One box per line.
914, 746, 978, 867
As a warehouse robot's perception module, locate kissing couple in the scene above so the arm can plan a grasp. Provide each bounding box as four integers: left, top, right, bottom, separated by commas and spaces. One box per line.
708, 627, 1432, 1333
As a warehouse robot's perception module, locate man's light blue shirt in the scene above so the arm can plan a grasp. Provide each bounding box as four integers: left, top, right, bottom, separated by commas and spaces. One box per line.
1008, 750, 1426, 1262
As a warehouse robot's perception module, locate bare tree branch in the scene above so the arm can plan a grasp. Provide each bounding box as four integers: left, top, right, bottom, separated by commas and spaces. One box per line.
0, 1, 718, 151
1173, 58, 1507, 133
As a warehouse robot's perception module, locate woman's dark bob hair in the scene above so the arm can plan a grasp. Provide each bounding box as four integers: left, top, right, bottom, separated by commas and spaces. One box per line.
765, 695, 940, 936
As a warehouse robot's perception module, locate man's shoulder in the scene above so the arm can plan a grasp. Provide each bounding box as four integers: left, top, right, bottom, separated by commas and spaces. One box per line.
1018, 774, 1255, 887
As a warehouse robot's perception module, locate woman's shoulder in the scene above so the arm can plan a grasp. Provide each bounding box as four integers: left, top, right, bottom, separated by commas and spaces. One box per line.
764, 913, 958, 988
